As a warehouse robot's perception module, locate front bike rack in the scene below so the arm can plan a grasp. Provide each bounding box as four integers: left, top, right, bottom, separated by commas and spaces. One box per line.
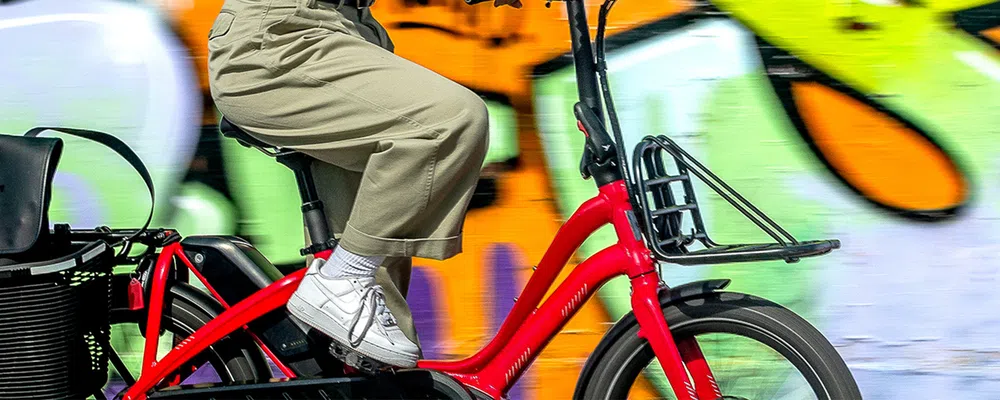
631, 135, 839, 265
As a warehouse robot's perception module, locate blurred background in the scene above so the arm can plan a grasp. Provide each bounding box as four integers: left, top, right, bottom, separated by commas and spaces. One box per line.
2, 0, 1000, 398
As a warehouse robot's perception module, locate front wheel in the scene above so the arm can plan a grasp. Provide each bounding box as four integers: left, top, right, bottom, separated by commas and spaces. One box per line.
581, 292, 861, 399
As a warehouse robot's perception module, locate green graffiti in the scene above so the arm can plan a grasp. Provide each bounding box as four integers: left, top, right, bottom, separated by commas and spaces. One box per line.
485, 99, 520, 166
215, 99, 520, 265
701, 71, 828, 316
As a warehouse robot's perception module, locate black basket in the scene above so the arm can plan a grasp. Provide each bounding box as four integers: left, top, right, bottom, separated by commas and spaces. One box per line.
0, 241, 114, 399
632, 135, 839, 265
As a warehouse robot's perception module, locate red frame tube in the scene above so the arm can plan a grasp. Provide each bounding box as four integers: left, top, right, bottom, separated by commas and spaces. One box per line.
632, 272, 697, 400
124, 269, 306, 400
679, 337, 722, 400
122, 181, 709, 400
133, 242, 301, 394
139, 243, 176, 374
421, 182, 697, 399
175, 249, 298, 379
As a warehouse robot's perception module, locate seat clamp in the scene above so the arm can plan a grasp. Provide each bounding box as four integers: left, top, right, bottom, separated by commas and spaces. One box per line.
301, 239, 338, 256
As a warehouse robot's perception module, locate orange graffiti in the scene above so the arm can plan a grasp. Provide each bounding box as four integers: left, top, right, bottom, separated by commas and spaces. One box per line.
376, 0, 688, 101
791, 82, 967, 212
159, 0, 688, 102
164, 0, 225, 93
985, 26, 1000, 44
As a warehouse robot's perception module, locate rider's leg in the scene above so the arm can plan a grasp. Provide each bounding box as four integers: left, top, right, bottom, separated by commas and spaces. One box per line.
321, 247, 383, 278
375, 257, 420, 351
212, 9, 489, 258
307, 163, 421, 348
208, 1, 487, 367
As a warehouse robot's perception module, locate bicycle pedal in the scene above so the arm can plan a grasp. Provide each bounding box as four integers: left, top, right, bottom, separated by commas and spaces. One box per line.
328, 341, 392, 375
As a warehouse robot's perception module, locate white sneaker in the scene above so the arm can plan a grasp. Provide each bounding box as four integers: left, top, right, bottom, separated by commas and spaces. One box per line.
287, 260, 419, 368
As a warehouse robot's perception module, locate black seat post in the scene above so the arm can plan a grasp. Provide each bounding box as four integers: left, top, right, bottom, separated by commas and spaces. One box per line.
275, 153, 335, 255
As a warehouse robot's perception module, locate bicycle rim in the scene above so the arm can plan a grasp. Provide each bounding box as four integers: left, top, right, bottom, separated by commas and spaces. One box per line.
102, 301, 261, 397
620, 324, 823, 399
582, 292, 859, 400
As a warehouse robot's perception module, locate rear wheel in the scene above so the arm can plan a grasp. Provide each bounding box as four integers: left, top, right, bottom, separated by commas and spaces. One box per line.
103, 281, 269, 397
582, 292, 861, 399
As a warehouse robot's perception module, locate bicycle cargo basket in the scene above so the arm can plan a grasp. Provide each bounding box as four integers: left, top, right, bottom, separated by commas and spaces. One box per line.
0, 134, 62, 261
0, 132, 123, 398
0, 240, 114, 399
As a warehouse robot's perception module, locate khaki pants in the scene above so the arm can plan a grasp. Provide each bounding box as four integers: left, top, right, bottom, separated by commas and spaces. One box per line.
207, 0, 489, 347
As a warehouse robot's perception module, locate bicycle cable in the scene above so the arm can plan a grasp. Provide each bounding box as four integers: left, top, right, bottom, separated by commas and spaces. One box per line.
596, 0, 650, 229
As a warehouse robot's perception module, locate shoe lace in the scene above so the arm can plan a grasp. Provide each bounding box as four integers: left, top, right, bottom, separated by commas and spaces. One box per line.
346, 285, 395, 347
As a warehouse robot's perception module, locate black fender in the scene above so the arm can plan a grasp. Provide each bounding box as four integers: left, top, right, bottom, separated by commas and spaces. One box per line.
110, 276, 272, 378
155, 282, 274, 377
111, 275, 246, 333
169, 282, 239, 323
572, 279, 731, 400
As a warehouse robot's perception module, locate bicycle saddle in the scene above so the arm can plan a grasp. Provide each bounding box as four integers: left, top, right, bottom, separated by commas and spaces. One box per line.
219, 117, 275, 149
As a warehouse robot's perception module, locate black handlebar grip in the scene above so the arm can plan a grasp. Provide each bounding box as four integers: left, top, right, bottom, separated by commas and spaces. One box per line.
573, 102, 617, 163
465, 0, 492, 4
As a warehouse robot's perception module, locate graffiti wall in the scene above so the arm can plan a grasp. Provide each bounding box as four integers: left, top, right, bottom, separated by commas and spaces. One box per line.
2, 0, 1000, 398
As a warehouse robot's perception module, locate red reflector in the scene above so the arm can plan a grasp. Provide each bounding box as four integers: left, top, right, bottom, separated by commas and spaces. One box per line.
128, 277, 145, 310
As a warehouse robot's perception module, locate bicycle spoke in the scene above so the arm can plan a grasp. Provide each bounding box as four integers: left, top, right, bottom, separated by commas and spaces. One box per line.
630, 333, 815, 400
106, 320, 231, 395
107, 345, 135, 386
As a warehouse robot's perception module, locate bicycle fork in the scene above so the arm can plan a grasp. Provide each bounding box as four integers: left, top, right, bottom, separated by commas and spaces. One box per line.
631, 272, 722, 400
594, 180, 719, 400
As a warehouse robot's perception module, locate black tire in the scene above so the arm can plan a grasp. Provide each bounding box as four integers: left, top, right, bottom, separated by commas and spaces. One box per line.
106, 282, 269, 391
582, 291, 861, 399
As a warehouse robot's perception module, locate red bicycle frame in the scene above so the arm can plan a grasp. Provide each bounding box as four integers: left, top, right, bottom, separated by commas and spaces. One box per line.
119, 181, 719, 400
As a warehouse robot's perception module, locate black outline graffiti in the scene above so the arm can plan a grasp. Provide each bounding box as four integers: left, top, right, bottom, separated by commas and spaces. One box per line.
531, 4, 989, 221
754, 35, 972, 221
533, 12, 706, 76
391, 21, 524, 48
388, 0, 528, 48
953, 1, 1000, 51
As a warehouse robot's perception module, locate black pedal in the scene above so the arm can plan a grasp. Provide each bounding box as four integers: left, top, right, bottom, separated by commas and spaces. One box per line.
328, 341, 393, 375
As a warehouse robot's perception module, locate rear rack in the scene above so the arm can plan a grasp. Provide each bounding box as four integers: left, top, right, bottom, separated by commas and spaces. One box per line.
631, 135, 839, 265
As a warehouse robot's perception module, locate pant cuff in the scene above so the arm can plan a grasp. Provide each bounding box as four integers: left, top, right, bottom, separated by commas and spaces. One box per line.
339, 223, 462, 260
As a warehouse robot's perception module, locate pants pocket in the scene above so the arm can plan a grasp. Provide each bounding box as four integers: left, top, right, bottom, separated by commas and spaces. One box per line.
209, 11, 236, 40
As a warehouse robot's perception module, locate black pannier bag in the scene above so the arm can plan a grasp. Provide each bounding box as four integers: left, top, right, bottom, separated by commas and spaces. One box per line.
0, 127, 154, 399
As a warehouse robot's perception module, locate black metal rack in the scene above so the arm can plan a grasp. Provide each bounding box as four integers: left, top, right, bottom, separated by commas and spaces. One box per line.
577, 0, 839, 266
631, 135, 839, 265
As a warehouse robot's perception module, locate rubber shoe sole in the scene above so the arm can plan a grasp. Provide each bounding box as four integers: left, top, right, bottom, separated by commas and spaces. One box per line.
286, 292, 418, 369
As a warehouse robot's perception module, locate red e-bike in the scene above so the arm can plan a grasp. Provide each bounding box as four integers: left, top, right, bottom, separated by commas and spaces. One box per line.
75, 0, 862, 398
